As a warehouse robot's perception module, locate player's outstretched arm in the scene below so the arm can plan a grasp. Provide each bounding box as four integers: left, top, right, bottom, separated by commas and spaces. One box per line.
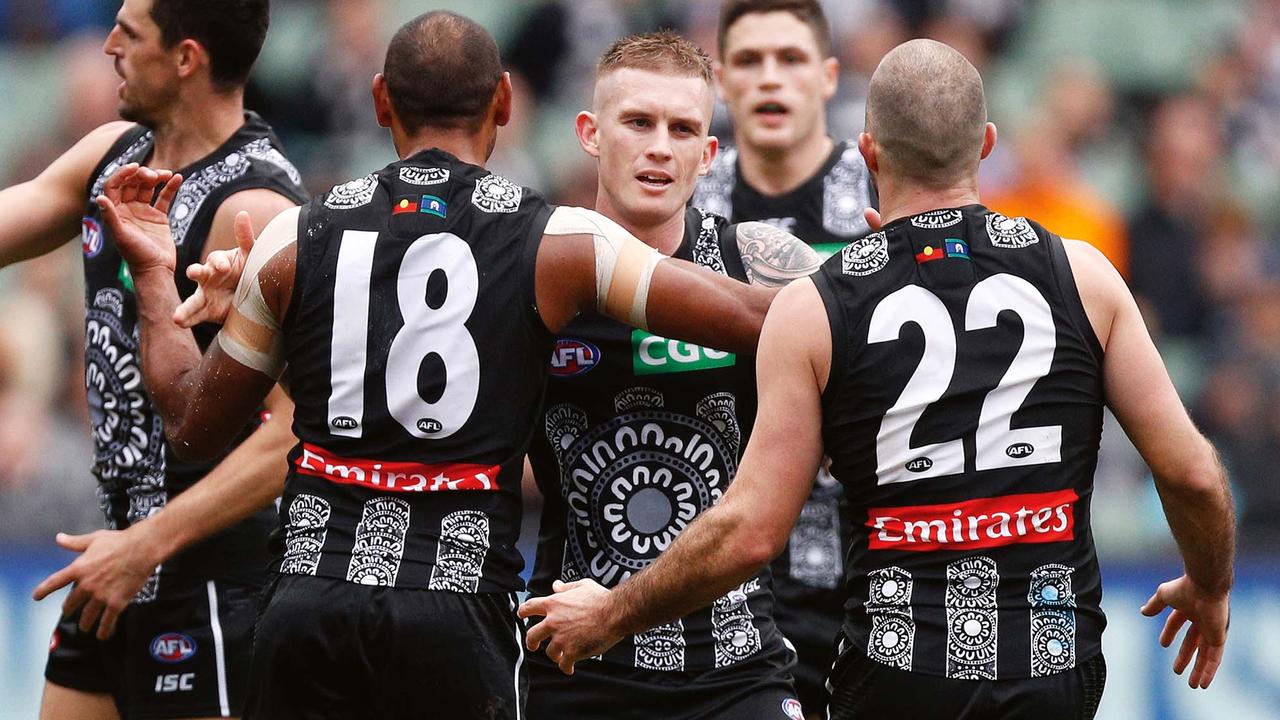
0, 122, 133, 267
535, 207, 775, 353
32, 385, 294, 638
1066, 239, 1234, 689
98, 167, 293, 460
519, 278, 828, 674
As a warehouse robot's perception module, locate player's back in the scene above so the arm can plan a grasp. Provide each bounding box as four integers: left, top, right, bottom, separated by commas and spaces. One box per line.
279, 149, 555, 593
812, 204, 1106, 681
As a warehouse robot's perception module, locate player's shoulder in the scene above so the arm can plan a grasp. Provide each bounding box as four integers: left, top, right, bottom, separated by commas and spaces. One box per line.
62, 121, 141, 176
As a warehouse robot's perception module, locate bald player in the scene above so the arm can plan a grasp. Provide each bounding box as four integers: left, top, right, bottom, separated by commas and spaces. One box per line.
93, 12, 776, 719
521, 39, 1234, 720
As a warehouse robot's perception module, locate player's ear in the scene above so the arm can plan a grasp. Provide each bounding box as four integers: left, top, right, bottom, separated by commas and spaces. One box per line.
699, 135, 719, 176
821, 56, 840, 101
980, 122, 998, 160
575, 111, 601, 158
858, 132, 878, 174
174, 38, 204, 81
371, 73, 393, 129
493, 72, 514, 128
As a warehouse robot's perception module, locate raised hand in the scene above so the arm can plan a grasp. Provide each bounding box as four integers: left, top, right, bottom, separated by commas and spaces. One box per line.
517, 579, 624, 675
32, 528, 161, 640
174, 211, 257, 327
1140, 574, 1230, 689
96, 163, 183, 277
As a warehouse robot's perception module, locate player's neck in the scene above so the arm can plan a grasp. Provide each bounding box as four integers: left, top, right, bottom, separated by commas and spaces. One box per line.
396, 129, 492, 168
594, 191, 685, 256
736, 133, 834, 196
149, 90, 246, 170
876, 176, 981, 226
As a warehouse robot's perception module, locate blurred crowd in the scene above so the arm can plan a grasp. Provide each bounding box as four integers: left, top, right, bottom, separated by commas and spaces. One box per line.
0, 0, 1277, 552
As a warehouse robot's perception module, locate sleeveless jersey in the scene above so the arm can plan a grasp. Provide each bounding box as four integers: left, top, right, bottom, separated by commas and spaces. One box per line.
278, 149, 555, 593
527, 207, 786, 673
82, 112, 307, 599
693, 139, 876, 633
812, 205, 1106, 680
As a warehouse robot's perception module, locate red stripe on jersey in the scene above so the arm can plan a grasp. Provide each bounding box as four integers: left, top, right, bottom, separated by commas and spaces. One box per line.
294, 442, 499, 492
866, 489, 1077, 552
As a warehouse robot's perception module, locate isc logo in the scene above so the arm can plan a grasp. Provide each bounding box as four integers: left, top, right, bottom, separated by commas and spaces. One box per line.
631, 330, 735, 375
154, 673, 195, 693
549, 339, 601, 377
150, 633, 197, 663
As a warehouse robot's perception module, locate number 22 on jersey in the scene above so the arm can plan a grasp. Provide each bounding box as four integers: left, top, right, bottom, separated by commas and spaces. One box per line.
326, 230, 480, 440
870, 274, 1062, 485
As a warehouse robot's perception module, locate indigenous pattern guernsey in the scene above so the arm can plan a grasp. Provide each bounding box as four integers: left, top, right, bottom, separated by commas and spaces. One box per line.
527, 207, 786, 672
812, 205, 1106, 680
280, 149, 555, 593
694, 139, 875, 687
82, 113, 307, 599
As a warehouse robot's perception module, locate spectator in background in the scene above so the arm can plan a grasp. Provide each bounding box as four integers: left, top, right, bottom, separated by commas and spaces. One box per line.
1126, 95, 1222, 341
985, 61, 1128, 275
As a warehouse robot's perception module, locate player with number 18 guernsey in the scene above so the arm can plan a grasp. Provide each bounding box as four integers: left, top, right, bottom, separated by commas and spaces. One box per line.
252, 149, 554, 716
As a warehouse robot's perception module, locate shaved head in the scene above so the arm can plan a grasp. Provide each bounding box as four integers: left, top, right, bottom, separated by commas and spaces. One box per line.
866, 39, 987, 187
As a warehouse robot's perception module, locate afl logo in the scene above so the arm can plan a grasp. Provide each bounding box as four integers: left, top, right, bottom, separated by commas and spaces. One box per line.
331, 416, 358, 430
82, 217, 104, 257
150, 633, 197, 663
1006, 443, 1035, 458
549, 339, 601, 378
906, 457, 933, 473
417, 418, 443, 434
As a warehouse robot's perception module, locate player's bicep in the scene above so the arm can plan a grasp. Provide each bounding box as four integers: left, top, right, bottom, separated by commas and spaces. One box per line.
204, 188, 300, 260
734, 221, 822, 288
1101, 278, 1207, 479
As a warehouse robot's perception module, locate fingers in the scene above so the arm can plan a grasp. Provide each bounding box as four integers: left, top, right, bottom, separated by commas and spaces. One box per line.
96, 604, 123, 641
234, 212, 257, 255
551, 579, 590, 593
1189, 643, 1223, 689
1140, 588, 1168, 617
863, 207, 883, 231
154, 172, 183, 214
55, 531, 94, 552
173, 291, 206, 328
517, 596, 546, 620
77, 598, 105, 635
1173, 623, 1199, 674
32, 565, 76, 601
102, 163, 139, 202
524, 618, 551, 652
1159, 609, 1188, 648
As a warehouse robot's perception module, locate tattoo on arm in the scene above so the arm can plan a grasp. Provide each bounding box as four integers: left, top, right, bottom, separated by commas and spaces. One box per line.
735, 222, 822, 288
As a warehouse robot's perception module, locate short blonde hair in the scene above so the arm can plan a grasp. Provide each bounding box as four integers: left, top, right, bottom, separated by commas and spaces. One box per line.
597, 30, 713, 85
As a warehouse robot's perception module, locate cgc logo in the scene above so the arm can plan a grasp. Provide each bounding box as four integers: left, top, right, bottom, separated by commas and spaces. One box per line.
150, 632, 197, 663
82, 217, 104, 257
550, 338, 601, 377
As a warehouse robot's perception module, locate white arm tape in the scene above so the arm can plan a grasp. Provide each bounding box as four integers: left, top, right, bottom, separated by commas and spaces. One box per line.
545, 206, 665, 329
217, 206, 300, 378
232, 206, 301, 331
216, 332, 285, 378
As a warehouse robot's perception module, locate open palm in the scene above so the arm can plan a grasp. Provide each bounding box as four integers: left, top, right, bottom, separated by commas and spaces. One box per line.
96, 163, 183, 276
